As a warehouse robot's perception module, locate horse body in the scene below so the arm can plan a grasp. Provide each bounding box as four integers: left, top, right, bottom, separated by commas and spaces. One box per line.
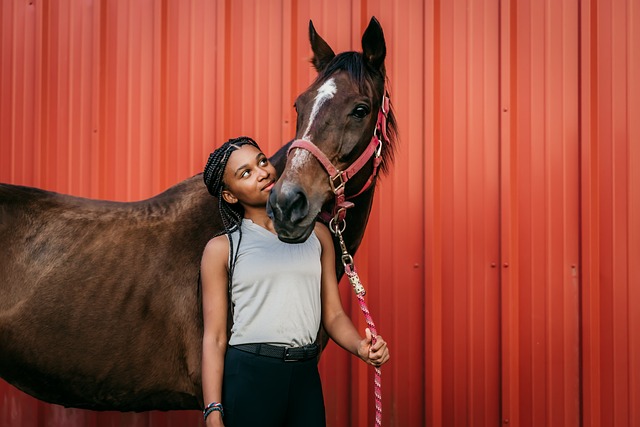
0, 176, 218, 410
0, 18, 396, 411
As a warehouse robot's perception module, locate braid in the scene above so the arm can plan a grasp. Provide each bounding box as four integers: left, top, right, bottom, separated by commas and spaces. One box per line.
203, 136, 261, 287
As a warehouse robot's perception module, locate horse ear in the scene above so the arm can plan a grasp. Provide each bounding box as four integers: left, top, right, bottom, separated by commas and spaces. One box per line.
361, 16, 386, 71
309, 20, 335, 72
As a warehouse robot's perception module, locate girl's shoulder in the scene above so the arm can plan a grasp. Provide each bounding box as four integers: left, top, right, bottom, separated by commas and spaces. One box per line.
313, 221, 332, 245
202, 234, 230, 263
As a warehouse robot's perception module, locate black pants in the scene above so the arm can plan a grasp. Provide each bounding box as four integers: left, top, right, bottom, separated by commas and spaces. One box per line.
222, 346, 326, 427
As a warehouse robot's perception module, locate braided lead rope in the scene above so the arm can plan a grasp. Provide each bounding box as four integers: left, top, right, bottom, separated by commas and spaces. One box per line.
331, 217, 382, 427
346, 266, 383, 427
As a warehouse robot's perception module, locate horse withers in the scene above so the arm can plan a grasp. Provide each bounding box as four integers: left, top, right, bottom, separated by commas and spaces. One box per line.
0, 17, 396, 411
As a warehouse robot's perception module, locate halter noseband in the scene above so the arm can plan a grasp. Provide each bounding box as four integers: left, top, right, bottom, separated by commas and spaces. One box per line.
287, 92, 390, 225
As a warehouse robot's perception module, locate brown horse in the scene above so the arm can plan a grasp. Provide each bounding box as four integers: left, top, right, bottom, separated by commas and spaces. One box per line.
0, 17, 396, 411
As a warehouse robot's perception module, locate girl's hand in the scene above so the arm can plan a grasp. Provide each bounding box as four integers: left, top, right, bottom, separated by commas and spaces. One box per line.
357, 328, 390, 367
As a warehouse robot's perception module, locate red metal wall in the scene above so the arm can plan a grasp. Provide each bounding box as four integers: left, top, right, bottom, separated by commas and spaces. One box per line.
1, 1, 639, 426
499, 1, 581, 425
423, 1, 501, 425
580, 1, 640, 426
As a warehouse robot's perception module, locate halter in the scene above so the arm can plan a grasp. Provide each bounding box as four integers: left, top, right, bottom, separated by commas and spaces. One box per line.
287, 92, 390, 225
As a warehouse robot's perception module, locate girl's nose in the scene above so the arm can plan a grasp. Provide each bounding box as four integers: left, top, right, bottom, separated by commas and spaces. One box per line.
258, 167, 269, 179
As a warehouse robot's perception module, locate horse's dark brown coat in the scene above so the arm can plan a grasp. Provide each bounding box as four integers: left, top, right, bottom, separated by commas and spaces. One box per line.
0, 176, 219, 410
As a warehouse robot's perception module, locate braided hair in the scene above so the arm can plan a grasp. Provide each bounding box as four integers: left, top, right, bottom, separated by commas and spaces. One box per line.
203, 136, 261, 287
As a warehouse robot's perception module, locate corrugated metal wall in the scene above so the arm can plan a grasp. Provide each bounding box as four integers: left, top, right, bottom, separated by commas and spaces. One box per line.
499, 0, 581, 425
423, 1, 501, 426
1, 0, 638, 426
580, 1, 640, 426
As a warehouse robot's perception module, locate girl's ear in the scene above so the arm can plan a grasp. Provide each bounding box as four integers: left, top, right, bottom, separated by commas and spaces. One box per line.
222, 189, 238, 204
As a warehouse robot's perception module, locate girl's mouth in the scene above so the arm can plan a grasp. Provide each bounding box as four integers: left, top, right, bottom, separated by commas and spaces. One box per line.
262, 180, 275, 192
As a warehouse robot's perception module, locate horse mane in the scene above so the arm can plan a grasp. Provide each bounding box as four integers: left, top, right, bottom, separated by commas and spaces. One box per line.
313, 51, 398, 175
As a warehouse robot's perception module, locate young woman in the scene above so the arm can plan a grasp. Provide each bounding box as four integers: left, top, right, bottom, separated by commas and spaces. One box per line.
200, 136, 390, 427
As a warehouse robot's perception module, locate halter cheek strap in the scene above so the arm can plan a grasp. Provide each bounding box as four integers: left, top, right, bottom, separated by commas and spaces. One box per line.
287, 93, 390, 224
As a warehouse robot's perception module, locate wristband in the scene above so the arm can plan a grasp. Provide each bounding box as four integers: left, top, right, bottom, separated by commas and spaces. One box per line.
203, 402, 224, 422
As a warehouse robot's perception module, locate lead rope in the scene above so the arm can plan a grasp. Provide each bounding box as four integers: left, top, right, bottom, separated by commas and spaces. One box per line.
330, 216, 382, 427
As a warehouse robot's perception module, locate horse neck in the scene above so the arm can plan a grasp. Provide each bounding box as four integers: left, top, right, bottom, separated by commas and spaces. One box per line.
344, 186, 376, 249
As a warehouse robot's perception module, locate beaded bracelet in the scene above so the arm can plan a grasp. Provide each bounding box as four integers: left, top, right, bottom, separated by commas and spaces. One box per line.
203, 402, 224, 422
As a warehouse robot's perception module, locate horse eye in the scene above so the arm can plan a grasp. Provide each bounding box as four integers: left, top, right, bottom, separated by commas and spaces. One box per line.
352, 105, 370, 119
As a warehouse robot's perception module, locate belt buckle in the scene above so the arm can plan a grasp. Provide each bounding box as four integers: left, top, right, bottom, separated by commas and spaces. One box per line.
283, 347, 296, 362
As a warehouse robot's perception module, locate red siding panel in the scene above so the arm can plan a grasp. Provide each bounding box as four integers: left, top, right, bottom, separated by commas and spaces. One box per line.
581, 1, 640, 426
500, 0, 581, 425
424, 1, 501, 426
1, 1, 639, 426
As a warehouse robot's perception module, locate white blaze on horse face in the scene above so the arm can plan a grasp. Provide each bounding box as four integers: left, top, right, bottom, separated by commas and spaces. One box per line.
302, 78, 337, 141
291, 78, 337, 173
290, 149, 311, 172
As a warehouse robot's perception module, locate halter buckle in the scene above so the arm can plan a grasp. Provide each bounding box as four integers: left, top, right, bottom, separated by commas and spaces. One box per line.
381, 94, 390, 114
330, 171, 346, 194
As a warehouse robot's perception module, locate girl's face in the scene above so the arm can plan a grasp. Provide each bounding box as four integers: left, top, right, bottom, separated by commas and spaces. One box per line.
221, 145, 277, 209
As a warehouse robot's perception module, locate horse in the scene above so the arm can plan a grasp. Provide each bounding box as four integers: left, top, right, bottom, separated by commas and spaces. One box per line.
0, 17, 397, 411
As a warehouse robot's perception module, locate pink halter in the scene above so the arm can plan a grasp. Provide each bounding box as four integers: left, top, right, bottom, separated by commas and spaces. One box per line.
287, 93, 390, 224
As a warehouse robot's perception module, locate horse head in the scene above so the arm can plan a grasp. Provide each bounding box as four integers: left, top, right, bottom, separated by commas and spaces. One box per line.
267, 17, 396, 243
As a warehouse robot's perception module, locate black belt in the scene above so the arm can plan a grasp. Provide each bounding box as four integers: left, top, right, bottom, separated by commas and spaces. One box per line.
232, 343, 319, 362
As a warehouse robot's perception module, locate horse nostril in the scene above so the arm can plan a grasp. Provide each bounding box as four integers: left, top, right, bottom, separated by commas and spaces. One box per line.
267, 190, 281, 221
288, 190, 309, 224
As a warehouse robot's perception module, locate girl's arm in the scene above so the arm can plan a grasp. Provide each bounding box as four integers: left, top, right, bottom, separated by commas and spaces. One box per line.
315, 223, 390, 367
200, 236, 230, 427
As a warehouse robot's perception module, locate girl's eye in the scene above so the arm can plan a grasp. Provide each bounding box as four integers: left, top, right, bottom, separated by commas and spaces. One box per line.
241, 170, 250, 178
259, 158, 269, 166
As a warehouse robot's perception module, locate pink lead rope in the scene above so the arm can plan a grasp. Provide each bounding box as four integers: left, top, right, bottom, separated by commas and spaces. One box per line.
350, 272, 383, 427
333, 222, 383, 427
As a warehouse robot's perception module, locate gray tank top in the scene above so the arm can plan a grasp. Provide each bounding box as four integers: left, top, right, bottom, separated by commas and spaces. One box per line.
227, 219, 322, 347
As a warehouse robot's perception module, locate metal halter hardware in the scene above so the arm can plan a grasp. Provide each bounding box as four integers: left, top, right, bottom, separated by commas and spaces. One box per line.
287, 92, 390, 225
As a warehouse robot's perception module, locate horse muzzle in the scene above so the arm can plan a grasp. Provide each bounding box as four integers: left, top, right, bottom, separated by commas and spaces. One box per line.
267, 184, 317, 243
